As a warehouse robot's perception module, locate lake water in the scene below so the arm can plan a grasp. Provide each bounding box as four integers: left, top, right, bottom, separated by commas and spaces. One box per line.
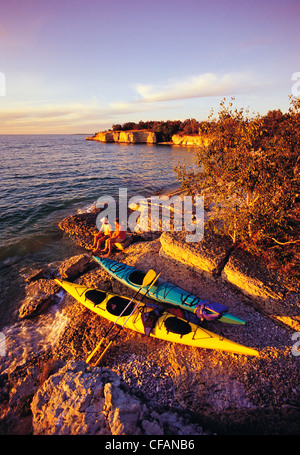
0, 134, 196, 328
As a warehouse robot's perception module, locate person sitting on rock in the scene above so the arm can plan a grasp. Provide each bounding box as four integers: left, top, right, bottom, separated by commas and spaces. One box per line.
101, 217, 127, 257
92, 217, 112, 253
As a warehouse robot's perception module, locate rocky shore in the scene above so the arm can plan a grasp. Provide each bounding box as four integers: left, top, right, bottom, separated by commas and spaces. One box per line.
86, 130, 157, 144
85, 129, 211, 146
1, 187, 300, 435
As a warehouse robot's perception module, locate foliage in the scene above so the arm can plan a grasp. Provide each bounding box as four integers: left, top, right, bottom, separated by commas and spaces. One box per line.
175, 97, 300, 279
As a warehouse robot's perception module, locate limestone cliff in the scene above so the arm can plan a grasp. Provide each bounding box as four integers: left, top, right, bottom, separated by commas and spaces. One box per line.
86, 129, 213, 146
86, 130, 156, 144
171, 134, 211, 146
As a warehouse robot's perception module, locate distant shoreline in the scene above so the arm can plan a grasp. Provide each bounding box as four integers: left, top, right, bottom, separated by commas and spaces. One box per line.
86, 129, 209, 147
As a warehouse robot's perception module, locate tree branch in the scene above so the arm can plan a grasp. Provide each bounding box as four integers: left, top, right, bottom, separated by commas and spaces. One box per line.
272, 238, 300, 245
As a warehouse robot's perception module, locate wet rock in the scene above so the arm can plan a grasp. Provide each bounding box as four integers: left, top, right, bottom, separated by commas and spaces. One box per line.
58, 254, 93, 280
18, 280, 60, 319
25, 266, 57, 283
59, 210, 100, 249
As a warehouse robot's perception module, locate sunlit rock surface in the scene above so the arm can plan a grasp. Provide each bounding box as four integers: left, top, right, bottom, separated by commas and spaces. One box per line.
86, 130, 156, 144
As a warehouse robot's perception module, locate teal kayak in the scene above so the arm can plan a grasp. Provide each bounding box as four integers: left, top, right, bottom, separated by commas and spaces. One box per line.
93, 256, 246, 325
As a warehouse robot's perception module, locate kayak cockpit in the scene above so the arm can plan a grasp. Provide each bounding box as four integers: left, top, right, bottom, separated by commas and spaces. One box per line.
164, 317, 192, 337
85, 289, 107, 306
106, 296, 136, 316
128, 270, 146, 286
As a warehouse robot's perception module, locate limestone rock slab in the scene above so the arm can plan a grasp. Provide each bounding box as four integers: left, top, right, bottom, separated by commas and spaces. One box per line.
58, 254, 92, 280
18, 279, 60, 319
30, 360, 206, 435
160, 230, 233, 276
222, 248, 300, 331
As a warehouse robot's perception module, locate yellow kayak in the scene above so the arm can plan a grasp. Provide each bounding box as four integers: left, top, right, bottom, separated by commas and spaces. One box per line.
55, 279, 259, 357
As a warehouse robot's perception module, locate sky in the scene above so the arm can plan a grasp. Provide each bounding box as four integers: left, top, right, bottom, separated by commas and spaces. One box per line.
0, 0, 300, 134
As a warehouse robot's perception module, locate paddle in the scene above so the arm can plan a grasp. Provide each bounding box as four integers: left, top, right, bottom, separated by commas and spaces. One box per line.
86, 269, 159, 366
89, 272, 161, 366
87, 269, 155, 348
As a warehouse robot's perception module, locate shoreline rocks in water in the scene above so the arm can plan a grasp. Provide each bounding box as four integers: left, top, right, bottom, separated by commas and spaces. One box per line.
85, 129, 212, 147
1, 186, 300, 435
86, 130, 157, 144
18, 279, 61, 319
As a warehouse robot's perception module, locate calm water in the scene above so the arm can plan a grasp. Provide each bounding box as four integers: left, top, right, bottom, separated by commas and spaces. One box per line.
0, 134, 195, 328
